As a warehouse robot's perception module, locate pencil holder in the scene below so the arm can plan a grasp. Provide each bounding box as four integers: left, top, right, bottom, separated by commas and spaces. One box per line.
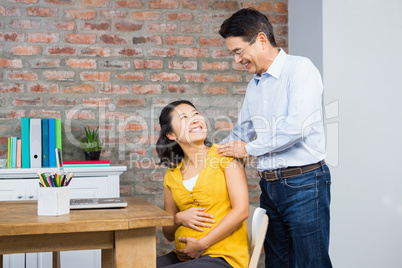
37, 186, 70, 216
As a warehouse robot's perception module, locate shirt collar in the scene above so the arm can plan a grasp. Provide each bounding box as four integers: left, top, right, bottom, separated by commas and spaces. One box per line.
253, 48, 287, 85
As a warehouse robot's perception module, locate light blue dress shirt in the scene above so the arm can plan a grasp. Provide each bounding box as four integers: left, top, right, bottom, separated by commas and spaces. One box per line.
221, 49, 326, 171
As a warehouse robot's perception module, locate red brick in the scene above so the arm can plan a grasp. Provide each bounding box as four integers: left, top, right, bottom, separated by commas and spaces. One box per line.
167, 12, 192, 21
199, 37, 225, 46
63, 84, 95, 93
10, 19, 40, 29
0, 32, 24, 42
132, 36, 162, 46
115, 48, 142, 57
116, 72, 144, 81
32, 59, 60, 69
276, 26, 288, 37
66, 110, 95, 119
117, 98, 146, 107
202, 62, 229, 70
28, 33, 59, 43
151, 72, 180, 82
8, 71, 38, 81
182, 0, 209, 9
65, 9, 96, 20
212, 49, 231, 58
27, 7, 57, 17
132, 11, 162, 21
28, 84, 59, 93
48, 97, 78, 106
149, 23, 177, 33
134, 60, 163, 69
0, 58, 23, 68
116, 0, 143, 8
184, 73, 206, 82
120, 122, 148, 131
44, 0, 73, 4
269, 15, 288, 24
101, 34, 127, 45
65, 34, 96, 44
80, 21, 110, 31
115, 22, 142, 32
47, 46, 77, 55
0, 110, 25, 119
44, 20, 75, 31
101, 84, 129, 94
82, 0, 110, 7
167, 84, 196, 94
100, 10, 126, 19
65, 59, 96, 69
80, 47, 110, 57
148, 48, 176, 57
43, 71, 74, 81
80, 72, 110, 82
132, 84, 162, 94
242, 2, 272, 12
166, 36, 193, 45
83, 97, 112, 107
0, 84, 23, 93
274, 2, 288, 13
214, 74, 242, 82
234, 86, 246, 95
169, 61, 197, 70
276, 38, 288, 48
181, 24, 203, 33
214, 120, 232, 129
149, 0, 179, 9
179, 48, 208, 57
13, 97, 42, 106
102, 111, 131, 119
0, 6, 21, 16
232, 61, 247, 71
10, 45, 42, 56
203, 86, 227, 95
213, 1, 239, 9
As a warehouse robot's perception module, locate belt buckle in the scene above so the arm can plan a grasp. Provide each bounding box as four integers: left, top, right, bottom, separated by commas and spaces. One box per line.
259, 170, 279, 181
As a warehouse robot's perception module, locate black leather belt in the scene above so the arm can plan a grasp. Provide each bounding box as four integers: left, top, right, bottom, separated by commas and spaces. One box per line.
258, 161, 325, 181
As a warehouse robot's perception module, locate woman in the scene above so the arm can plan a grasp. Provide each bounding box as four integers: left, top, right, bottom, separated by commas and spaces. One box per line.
156, 100, 250, 268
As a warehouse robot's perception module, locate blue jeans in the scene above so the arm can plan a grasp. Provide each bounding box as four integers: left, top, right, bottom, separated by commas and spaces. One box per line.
259, 163, 332, 268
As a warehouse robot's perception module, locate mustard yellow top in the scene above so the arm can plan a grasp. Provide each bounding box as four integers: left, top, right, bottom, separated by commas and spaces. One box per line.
163, 144, 250, 268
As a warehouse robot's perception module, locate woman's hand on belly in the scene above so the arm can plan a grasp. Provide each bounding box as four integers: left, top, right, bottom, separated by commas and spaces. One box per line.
176, 207, 215, 232
176, 237, 207, 260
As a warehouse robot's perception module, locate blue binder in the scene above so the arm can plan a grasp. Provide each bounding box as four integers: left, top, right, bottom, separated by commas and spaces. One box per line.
21, 118, 30, 168
49, 118, 56, 168
11, 137, 17, 168
42, 119, 49, 168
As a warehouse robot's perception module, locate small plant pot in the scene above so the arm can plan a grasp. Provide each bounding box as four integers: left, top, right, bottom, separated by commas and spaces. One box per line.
84, 151, 101, 161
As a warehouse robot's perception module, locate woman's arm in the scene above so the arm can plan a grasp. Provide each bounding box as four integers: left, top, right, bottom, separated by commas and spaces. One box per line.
177, 159, 249, 259
163, 187, 215, 242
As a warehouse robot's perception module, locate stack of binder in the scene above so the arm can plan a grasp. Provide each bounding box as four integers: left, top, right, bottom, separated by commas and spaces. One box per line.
7, 118, 62, 169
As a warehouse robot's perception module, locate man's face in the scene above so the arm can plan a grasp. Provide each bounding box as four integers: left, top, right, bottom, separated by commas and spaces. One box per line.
226, 35, 266, 75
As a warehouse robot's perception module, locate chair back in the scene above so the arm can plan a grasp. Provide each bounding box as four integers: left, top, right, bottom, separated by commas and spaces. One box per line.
246, 205, 268, 268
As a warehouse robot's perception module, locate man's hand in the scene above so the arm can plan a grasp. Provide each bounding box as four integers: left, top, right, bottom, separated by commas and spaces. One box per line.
217, 140, 251, 158
175, 207, 215, 232
177, 237, 206, 260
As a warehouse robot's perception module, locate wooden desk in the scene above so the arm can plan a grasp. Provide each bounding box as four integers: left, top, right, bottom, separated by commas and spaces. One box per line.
0, 196, 173, 268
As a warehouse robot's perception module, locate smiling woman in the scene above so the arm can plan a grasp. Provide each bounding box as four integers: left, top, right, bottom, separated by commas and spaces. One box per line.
155, 100, 250, 268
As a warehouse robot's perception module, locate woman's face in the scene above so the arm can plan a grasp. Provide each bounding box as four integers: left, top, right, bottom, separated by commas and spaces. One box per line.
167, 103, 207, 146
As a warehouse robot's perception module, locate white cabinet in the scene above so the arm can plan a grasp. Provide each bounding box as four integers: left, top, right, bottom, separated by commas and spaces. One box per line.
0, 166, 127, 268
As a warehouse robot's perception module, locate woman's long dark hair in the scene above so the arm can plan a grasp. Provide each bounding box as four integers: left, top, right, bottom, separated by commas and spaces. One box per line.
156, 100, 211, 168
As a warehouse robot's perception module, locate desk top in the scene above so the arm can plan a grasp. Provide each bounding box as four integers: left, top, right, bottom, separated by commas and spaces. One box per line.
0, 196, 173, 236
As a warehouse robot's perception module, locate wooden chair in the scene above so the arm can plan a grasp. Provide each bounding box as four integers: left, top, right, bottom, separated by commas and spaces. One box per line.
246, 206, 269, 268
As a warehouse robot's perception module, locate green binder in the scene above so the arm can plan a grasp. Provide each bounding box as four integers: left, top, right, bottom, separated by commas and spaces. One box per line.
55, 118, 62, 154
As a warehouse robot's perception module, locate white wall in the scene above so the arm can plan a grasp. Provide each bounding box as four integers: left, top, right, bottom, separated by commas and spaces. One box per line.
290, 0, 402, 267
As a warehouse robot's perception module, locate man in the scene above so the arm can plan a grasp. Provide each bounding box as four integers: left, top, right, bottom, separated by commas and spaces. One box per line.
217, 8, 332, 268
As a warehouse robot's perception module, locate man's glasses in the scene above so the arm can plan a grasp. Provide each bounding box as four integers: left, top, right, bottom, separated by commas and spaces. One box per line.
229, 34, 257, 58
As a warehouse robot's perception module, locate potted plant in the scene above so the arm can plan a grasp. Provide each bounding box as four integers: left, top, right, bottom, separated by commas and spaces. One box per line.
81, 126, 104, 160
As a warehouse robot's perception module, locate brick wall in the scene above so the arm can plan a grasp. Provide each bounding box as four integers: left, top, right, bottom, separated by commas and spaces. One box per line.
0, 0, 288, 260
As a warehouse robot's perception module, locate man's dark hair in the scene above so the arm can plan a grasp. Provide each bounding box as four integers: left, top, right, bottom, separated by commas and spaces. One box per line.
219, 8, 277, 47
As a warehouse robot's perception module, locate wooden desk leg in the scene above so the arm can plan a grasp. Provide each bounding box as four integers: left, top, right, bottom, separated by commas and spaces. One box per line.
102, 249, 115, 268
52, 252, 61, 268
1, 254, 3, 268
115, 227, 156, 268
